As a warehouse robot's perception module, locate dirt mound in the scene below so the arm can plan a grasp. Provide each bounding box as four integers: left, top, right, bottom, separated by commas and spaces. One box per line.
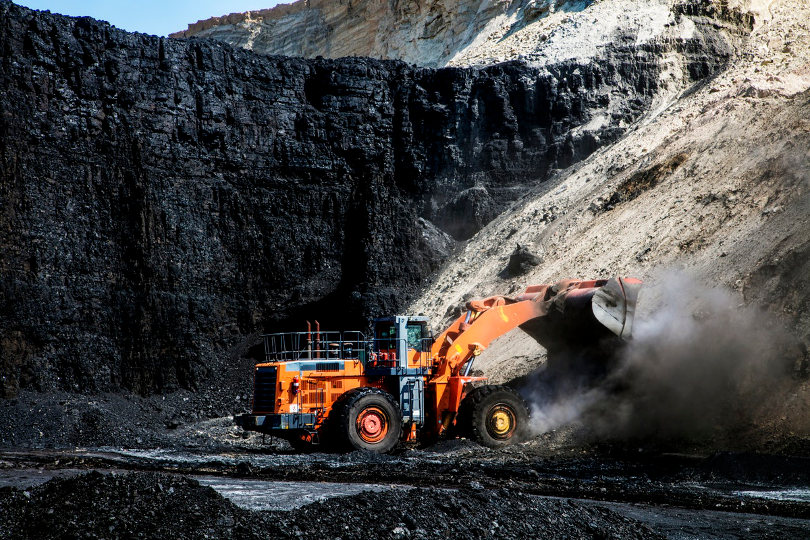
0, 471, 662, 539
0, 472, 262, 539
276, 486, 662, 539
0, 389, 273, 452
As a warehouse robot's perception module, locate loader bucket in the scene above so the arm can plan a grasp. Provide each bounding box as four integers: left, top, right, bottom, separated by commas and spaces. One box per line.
516, 276, 642, 351
592, 277, 642, 339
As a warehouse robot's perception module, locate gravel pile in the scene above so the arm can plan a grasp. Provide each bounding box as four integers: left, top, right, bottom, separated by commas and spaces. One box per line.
0, 472, 263, 539
272, 485, 663, 539
0, 388, 266, 451
0, 472, 662, 539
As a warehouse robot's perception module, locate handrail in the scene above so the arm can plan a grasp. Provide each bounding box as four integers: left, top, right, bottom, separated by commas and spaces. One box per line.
261, 332, 434, 372
262, 331, 367, 362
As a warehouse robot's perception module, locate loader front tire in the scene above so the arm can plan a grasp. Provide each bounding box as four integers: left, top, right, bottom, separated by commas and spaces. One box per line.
464, 385, 529, 448
333, 387, 401, 453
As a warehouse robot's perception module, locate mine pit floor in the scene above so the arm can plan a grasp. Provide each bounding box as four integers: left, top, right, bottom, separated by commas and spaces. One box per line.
1, 462, 809, 539
2, 446, 810, 539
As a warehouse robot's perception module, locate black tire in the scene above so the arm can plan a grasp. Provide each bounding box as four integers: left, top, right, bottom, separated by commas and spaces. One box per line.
462, 385, 529, 448
331, 387, 402, 453
453, 389, 476, 439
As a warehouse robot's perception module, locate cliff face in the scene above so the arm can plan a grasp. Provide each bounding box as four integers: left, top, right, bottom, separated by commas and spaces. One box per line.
171, 0, 574, 67
0, 0, 750, 398
171, 0, 754, 68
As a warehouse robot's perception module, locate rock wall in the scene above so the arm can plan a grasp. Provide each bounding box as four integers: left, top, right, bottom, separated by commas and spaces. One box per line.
171, 0, 755, 69
0, 1, 749, 397
171, 0, 572, 67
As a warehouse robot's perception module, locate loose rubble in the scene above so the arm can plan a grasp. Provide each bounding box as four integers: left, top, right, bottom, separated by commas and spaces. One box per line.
0, 472, 662, 539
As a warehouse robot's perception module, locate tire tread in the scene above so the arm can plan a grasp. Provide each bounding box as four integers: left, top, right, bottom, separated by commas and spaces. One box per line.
462, 384, 529, 448
330, 387, 402, 453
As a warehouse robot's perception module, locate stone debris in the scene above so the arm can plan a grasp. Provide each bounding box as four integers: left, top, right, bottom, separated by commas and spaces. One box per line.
503, 244, 543, 277
0, 471, 663, 539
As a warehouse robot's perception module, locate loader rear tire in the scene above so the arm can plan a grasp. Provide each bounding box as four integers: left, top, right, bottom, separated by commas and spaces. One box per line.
464, 385, 529, 448
332, 387, 401, 454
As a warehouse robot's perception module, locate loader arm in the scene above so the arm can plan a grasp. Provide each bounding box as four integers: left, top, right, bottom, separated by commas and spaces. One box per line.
430, 295, 549, 382
429, 277, 642, 383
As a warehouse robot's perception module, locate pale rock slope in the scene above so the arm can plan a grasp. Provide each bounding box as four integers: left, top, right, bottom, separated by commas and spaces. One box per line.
171, 0, 594, 67
411, 0, 810, 386
170, 0, 726, 69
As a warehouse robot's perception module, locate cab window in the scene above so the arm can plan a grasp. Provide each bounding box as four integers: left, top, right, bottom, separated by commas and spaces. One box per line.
406, 324, 424, 351
375, 324, 397, 351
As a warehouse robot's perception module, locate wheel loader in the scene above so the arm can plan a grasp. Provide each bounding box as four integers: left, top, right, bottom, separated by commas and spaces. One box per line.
235, 277, 642, 453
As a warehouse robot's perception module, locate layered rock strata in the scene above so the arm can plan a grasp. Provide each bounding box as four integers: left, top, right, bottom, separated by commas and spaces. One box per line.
0, 1, 749, 397
171, 0, 587, 67
172, 0, 753, 69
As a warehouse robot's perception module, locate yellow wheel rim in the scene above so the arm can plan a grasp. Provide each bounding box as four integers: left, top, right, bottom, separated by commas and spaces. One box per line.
487, 405, 516, 439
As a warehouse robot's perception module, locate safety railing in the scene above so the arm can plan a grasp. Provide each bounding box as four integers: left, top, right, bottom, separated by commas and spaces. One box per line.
262, 331, 367, 363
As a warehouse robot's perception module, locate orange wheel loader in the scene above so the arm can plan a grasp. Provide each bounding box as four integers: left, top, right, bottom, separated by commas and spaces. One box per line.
235, 277, 642, 453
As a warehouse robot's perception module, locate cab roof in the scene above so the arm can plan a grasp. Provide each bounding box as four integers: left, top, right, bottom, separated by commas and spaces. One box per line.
373, 316, 430, 324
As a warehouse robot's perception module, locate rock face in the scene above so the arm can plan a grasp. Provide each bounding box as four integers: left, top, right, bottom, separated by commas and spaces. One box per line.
411, 0, 810, 395
171, 0, 756, 69
171, 0, 583, 67
0, 1, 750, 397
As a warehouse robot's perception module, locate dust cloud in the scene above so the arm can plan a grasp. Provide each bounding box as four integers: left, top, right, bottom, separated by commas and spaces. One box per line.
526, 271, 799, 444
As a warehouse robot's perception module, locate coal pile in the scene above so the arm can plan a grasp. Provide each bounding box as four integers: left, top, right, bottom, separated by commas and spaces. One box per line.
0, 471, 662, 539
273, 485, 663, 539
0, 472, 264, 540
0, 388, 263, 450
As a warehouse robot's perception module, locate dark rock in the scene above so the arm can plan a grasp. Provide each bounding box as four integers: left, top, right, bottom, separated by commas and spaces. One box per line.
415, 218, 455, 261
0, 1, 750, 398
434, 186, 498, 241
0, 472, 664, 539
503, 244, 543, 277
594, 153, 690, 213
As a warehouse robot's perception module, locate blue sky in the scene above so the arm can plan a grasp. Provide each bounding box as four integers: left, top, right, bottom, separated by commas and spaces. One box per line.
16, 1, 288, 37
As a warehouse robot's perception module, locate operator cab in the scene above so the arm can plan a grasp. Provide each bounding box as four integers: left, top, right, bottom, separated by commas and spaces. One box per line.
371, 316, 432, 370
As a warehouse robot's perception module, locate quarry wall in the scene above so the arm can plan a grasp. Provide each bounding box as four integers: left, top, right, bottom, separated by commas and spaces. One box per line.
0, 1, 750, 396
